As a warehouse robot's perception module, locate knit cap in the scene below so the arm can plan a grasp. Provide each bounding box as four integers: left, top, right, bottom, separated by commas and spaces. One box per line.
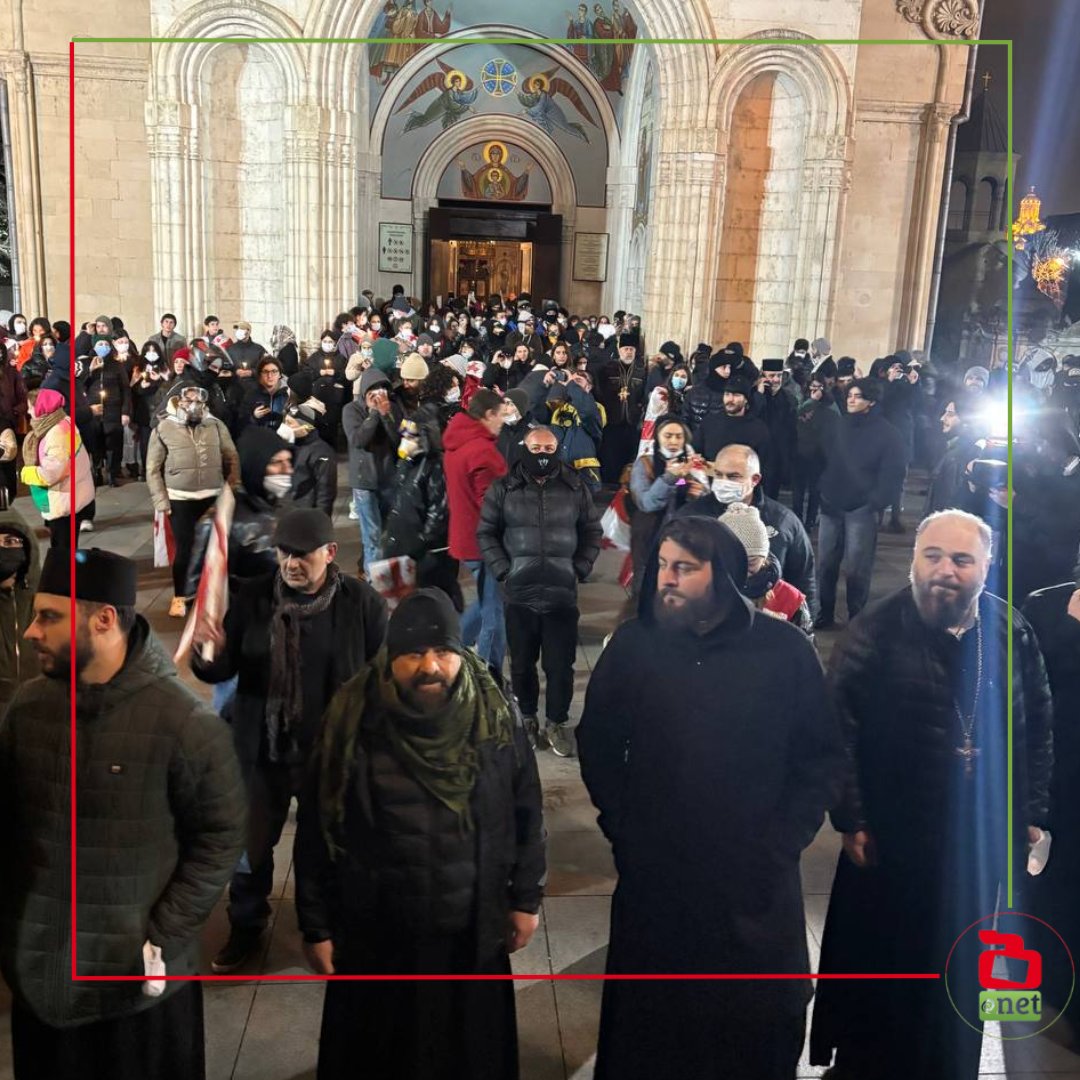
720, 503, 770, 560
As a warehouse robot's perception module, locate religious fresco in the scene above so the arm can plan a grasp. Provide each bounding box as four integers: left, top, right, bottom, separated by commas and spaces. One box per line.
632, 57, 656, 231
380, 43, 608, 205
365, 0, 642, 127
437, 141, 553, 203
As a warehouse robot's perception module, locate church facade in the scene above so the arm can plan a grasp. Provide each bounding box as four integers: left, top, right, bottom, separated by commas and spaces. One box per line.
2, 0, 980, 359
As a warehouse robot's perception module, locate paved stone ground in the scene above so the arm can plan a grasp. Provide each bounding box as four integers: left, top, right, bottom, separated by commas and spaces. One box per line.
0, 465, 1076, 1079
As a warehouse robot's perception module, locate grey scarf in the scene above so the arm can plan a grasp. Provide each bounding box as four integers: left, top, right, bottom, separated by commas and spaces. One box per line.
265, 563, 342, 763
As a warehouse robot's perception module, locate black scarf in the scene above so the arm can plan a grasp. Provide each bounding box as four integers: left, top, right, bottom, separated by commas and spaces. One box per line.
265, 563, 342, 763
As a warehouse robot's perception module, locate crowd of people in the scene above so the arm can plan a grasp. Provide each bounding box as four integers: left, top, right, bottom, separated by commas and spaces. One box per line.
0, 292, 1078, 1080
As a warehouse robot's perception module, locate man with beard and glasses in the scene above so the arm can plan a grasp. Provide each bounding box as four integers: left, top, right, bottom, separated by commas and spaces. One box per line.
191, 508, 387, 975
294, 588, 545, 1080
810, 510, 1053, 1080
577, 516, 842, 1080
0, 548, 244, 1080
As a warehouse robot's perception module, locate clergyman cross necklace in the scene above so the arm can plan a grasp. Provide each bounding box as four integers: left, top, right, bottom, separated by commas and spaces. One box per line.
953, 617, 983, 777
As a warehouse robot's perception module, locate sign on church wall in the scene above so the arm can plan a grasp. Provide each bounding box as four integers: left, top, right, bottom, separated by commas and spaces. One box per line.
436, 141, 553, 204
573, 232, 609, 281
378, 223, 414, 272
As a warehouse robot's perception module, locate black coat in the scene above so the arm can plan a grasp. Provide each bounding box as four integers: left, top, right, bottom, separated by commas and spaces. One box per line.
382, 451, 449, 559
290, 431, 337, 516
578, 561, 843, 1075
818, 408, 907, 514
85, 358, 132, 431
191, 571, 387, 768
595, 359, 647, 429
698, 411, 774, 470
476, 462, 602, 611
810, 588, 1053, 1071
293, 666, 545, 973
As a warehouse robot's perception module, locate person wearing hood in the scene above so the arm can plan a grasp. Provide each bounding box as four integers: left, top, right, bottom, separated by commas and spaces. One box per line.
786, 337, 813, 392
577, 514, 842, 1080
595, 333, 648, 485
163, 339, 232, 427
40, 339, 87, 421
961, 364, 990, 395
0, 504, 41, 705
478, 425, 602, 755
269, 324, 300, 377
343, 366, 402, 572
21, 388, 96, 548
0, 548, 245, 1079
279, 379, 337, 518
146, 384, 239, 618
244, 355, 290, 431
496, 387, 532, 468
483, 343, 532, 394
685, 347, 734, 437
444, 390, 508, 671
381, 416, 461, 607
645, 341, 685, 393
810, 336, 837, 383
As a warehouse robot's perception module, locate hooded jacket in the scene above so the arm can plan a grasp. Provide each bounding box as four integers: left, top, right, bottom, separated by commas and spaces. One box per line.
184, 427, 293, 595
477, 460, 602, 611
576, 518, 843, 1071
145, 398, 239, 513
20, 410, 95, 522
0, 507, 40, 704
0, 618, 245, 1027
443, 411, 508, 562
289, 425, 337, 516
342, 368, 403, 492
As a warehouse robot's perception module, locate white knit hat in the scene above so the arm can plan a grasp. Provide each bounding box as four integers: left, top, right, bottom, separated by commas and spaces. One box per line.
721, 503, 770, 560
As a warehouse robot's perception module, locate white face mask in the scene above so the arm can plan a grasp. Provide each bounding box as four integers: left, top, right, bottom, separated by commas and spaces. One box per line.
145, 350, 159, 362
275, 422, 296, 444
659, 444, 684, 460
503, 408, 520, 424
370, 323, 381, 332
712, 478, 748, 504
263, 472, 293, 499
13, 321, 26, 334
344, 323, 356, 334
234, 328, 248, 341
321, 341, 336, 353
444, 386, 461, 404
116, 341, 129, 354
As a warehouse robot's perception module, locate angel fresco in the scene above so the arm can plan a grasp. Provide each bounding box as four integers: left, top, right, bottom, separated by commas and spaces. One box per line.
395, 60, 478, 133
517, 69, 598, 143
459, 141, 531, 202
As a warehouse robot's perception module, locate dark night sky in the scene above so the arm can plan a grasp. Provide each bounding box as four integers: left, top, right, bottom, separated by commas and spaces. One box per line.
980, 0, 1080, 215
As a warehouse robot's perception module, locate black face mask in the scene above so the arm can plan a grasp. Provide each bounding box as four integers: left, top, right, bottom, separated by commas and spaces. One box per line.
742, 559, 780, 600
522, 451, 560, 478
0, 549, 26, 582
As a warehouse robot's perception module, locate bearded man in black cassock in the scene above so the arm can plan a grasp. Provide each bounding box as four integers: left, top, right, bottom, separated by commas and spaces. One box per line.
578, 515, 844, 1079
810, 509, 1053, 1080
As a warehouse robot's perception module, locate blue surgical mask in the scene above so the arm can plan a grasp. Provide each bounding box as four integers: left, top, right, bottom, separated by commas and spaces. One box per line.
671, 376, 687, 391
94, 342, 111, 358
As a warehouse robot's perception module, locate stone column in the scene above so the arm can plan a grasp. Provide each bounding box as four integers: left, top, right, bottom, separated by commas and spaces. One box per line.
897, 102, 954, 349
644, 124, 725, 350
792, 133, 852, 344
602, 164, 636, 314
560, 218, 576, 306
355, 149, 380, 300
282, 104, 323, 343
412, 195, 436, 302
2, 53, 46, 313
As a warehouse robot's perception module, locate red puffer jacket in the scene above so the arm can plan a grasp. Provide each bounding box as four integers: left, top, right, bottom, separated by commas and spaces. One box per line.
443, 411, 507, 561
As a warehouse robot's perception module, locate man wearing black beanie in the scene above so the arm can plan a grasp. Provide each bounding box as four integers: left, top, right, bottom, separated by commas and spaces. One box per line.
1, 547, 245, 1078
294, 587, 545, 1080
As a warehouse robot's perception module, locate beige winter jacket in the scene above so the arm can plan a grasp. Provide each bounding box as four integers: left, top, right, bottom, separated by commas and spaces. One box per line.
145, 400, 239, 513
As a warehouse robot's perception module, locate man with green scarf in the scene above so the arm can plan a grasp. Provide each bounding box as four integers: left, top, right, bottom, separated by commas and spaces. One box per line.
295, 587, 546, 1080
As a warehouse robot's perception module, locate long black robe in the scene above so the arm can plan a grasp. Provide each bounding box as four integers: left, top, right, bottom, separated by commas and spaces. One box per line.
578, 533, 844, 1079
809, 588, 1053, 1080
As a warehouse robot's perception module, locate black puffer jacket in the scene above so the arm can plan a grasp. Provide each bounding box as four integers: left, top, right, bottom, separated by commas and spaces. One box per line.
85, 357, 132, 431
382, 451, 448, 559
0, 619, 245, 1026
477, 461, 602, 611
293, 665, 545, 968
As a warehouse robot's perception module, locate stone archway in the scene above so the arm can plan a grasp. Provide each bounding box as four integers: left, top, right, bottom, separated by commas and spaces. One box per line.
407, 116, 579, 302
